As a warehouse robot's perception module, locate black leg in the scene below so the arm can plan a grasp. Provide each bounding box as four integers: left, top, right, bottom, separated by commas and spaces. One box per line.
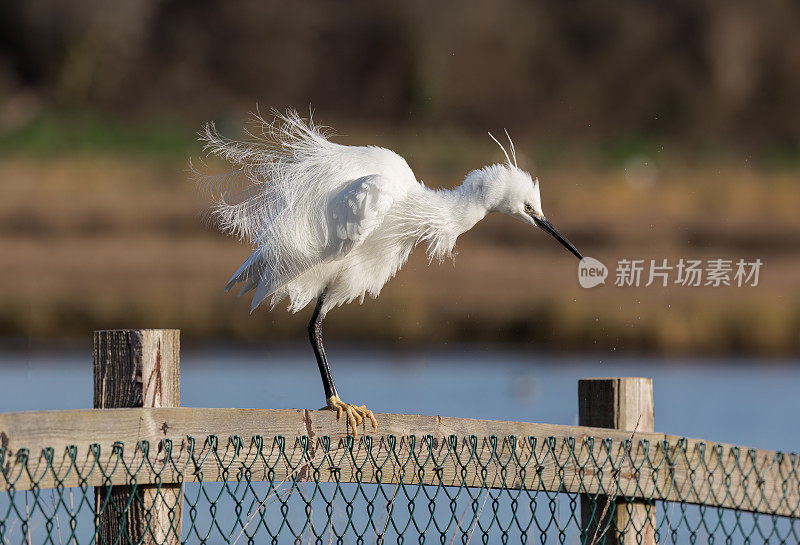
308, 288, 339, 401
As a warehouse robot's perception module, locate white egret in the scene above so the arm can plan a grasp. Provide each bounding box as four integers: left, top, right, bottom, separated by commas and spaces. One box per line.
195, 110, 582, 434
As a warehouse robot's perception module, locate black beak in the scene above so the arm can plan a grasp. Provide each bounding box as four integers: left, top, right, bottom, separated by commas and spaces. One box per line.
531, 214, 583, 260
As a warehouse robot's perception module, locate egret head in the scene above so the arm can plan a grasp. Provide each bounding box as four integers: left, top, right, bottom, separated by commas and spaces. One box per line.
486, 132, 582, 260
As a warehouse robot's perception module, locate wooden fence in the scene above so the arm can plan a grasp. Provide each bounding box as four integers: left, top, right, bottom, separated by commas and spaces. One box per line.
0, 329, 798, 545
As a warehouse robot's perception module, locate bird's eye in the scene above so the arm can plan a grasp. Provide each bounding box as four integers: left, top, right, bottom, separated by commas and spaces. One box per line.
524, 203, 533, 213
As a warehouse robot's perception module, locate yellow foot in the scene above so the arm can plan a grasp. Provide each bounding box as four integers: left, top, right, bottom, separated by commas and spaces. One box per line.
325, 395, 378, 436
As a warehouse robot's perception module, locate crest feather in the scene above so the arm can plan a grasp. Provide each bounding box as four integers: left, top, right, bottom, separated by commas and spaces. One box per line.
487, 131, 513, 167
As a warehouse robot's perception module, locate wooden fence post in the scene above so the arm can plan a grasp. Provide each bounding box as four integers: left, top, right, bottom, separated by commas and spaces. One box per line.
93, 329, 182, 545
578, 377, 656, 545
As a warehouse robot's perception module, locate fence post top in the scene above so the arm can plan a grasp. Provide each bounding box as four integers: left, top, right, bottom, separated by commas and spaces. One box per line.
93, 328, 181, 333
579, 377, 652, 382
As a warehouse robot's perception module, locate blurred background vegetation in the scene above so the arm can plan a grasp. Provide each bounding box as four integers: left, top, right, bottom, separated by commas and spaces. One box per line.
1, 0, 799, 356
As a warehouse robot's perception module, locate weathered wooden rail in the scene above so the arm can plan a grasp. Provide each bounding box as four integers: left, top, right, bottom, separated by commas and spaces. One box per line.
2, 406, 798, 519
0, 329, 798, 545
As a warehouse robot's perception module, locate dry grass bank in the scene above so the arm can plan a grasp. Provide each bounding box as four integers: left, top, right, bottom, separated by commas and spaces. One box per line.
2, 152, 799, 356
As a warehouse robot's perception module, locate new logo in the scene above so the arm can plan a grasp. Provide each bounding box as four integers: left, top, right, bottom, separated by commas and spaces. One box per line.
578, 257, 608, 288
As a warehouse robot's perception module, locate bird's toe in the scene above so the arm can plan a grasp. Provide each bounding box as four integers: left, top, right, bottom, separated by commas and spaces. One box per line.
324, 396, 378, 435
353, 405, 378, 430
350, 407, 364, 426
347, 406, 362, 429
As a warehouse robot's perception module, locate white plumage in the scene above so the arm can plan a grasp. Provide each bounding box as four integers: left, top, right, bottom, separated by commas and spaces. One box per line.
196, 110, 580, 317
194, 110, 581, 433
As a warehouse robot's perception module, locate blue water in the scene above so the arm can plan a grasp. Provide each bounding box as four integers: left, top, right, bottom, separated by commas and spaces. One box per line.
2, 346, 799, 544
1, 344, 798, 453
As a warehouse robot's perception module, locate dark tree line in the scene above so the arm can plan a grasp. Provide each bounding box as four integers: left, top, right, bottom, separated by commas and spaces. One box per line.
2, 0, 799, 147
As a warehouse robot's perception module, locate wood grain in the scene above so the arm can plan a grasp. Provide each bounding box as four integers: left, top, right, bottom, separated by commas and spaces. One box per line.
579, 378, 656, 545
0, 406, 797, 519
93, 329, 182, 545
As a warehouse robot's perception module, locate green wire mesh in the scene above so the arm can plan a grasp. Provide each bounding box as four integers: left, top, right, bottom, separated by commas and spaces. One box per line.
1, 434, 798, 544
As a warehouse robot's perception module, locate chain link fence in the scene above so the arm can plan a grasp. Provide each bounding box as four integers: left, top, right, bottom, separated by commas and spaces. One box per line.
1, 432, 798, 545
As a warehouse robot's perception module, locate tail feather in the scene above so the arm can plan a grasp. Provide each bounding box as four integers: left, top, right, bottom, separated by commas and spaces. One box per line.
227, 248, 282, 313
226, 249, 266, 293
196, 109, 343, 314
237, 276, 260, 297
250, 277, 274, 314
